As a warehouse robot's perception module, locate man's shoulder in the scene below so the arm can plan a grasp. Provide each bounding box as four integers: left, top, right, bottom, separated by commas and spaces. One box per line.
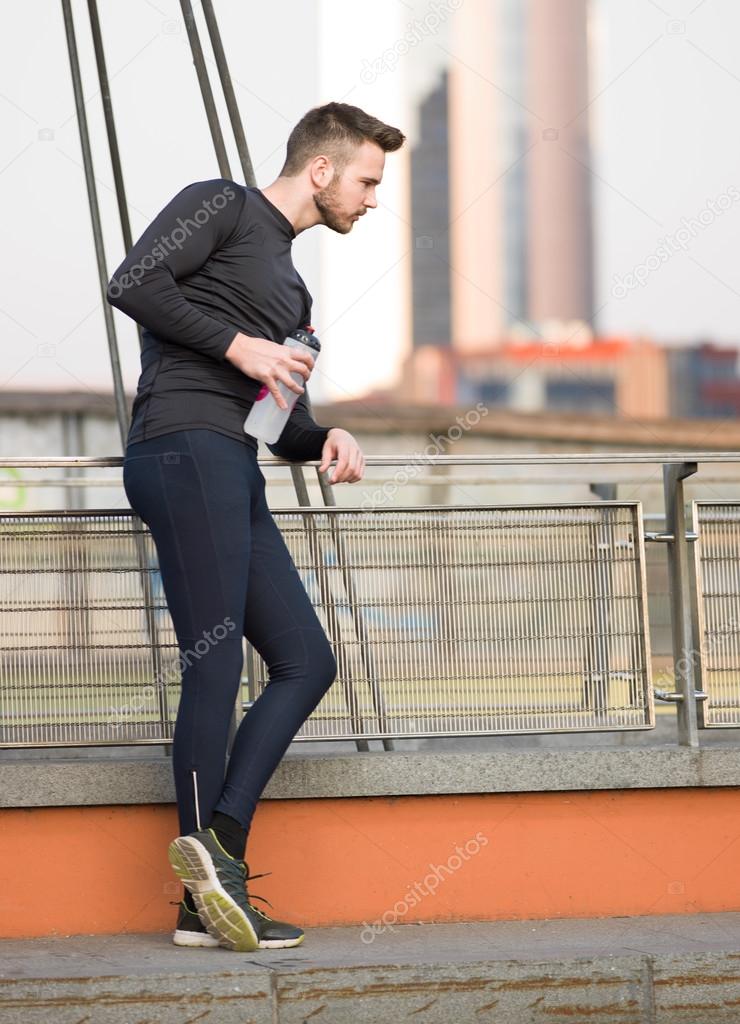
180, 180, 278, 221
177, 178, 246, 206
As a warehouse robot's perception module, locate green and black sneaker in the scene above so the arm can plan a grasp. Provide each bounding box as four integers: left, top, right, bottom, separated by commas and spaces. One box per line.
168, 827, 305, 951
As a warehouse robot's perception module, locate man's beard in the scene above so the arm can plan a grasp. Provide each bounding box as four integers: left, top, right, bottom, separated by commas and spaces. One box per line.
313, 176, 353, 234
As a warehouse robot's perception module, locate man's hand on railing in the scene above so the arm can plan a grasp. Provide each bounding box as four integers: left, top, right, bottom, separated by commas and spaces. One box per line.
318, 428, 365, 484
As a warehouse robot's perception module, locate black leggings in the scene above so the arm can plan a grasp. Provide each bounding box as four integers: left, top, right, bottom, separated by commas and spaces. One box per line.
122, 428, 337, 842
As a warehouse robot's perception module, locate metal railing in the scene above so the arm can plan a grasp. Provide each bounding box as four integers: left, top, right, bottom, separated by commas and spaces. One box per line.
1, 453, 739, 751
692, 501, 740, 728
243, 501, 654, 741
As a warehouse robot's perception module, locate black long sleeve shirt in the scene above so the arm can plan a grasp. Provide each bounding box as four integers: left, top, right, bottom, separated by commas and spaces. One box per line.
106, 178, 332, 461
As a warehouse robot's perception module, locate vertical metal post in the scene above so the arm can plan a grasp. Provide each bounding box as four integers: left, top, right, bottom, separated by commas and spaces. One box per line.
663, 462, 699, 747
200, 0, 257, 186
86, 0, 143, 352
584, 484, 617, 716
61, 412, 85, 511
687, 501, 706, 728
60, 0, 129, 451
179, 0, 233, 177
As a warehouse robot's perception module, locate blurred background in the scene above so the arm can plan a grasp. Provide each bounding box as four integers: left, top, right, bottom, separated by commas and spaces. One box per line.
2, 0, 740, 499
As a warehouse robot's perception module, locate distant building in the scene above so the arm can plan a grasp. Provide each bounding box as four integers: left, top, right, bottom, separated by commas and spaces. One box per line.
459, 336, 668, 419
445, 0, 594, 355
403, 334, 670, 420
411, 72, 451, 350
403, 332, 740, 421
667, 344, 740, 418
525, 0, 594, 327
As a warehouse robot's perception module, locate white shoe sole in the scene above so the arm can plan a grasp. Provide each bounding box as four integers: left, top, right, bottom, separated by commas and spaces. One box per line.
172, 926, 304, 950
257, 935, 306, 949
172, 927, 219, 948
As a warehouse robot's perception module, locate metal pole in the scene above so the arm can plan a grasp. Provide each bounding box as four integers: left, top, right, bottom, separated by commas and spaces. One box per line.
585, 484, 617, 716
687, 501, 706, 729
663, 462, 700, 747
60, 0, 129, 451
61, 412, 85, 511
200, 0, 257, 186
86, 0, 143, 352
179, 0, 233, 177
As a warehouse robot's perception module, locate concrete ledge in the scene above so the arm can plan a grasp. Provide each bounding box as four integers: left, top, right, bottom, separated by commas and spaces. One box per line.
3, 746, 740, 808
1, 913, 739, 1023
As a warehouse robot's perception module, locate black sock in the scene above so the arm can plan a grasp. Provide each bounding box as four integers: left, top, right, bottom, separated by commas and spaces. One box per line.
183, 889, 197, 914
209, 810, 247, 860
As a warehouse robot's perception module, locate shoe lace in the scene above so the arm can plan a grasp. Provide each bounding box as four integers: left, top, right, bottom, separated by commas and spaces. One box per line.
244, 868, 275, 921
213, 854, 276, 921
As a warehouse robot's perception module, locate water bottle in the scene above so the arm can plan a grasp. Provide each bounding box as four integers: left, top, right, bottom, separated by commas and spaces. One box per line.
243, 328, 321, 443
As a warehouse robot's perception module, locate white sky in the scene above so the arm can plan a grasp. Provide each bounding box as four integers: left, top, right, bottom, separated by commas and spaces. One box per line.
593, 0, 740, 344
1, 0, 740, 398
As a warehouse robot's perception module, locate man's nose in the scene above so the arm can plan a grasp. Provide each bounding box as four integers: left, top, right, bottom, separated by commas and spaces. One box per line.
364, 190, 378, 208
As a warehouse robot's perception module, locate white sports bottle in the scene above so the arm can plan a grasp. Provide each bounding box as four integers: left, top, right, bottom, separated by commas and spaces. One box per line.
243, 328, 321, 444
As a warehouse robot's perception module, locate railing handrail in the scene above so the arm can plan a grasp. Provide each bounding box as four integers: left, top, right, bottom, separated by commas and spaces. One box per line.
3, 452, 740, 469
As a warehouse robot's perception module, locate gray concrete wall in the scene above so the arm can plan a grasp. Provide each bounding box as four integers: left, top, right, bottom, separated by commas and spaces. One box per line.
4, 747, 740, 809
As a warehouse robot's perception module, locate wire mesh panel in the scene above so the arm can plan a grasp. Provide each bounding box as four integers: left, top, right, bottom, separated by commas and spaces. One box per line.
0, 511, 180, 746
248, 503, 654, 739
0, 503, 654, 748
693, 501, 740, 727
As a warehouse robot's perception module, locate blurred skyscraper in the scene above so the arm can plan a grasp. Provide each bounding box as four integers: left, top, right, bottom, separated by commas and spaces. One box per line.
526, 0, 594, 328
411, 71, 451, 349
410, 0, 594, 363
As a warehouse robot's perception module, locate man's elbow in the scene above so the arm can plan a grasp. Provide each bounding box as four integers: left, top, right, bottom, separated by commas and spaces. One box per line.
106, 272, 126, 311
266, 441, 299, 463
105, 264, 139, 313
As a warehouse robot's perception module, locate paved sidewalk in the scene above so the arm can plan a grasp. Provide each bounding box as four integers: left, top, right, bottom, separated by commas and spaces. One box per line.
1, 912, 740, 1023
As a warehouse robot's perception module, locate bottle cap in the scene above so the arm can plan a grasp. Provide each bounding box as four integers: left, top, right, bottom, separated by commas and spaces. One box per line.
288, 328, 321, 353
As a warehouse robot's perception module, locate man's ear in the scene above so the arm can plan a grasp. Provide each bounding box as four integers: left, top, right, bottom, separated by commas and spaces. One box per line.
309, 154, 333, 188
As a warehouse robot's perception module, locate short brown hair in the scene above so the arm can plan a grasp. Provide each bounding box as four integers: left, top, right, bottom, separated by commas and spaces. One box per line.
279, 101, 405, 177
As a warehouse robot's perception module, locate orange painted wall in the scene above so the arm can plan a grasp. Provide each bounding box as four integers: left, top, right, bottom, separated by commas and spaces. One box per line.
2, 788, 740, 940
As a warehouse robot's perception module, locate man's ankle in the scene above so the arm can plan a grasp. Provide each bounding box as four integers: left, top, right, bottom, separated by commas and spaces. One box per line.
209, 810, 248, 860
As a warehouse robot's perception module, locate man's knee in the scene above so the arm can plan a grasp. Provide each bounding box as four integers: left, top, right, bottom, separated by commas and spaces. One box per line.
305, 630, 338, 692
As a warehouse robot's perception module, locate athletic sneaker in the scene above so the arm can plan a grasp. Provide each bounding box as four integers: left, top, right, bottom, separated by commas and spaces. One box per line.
171, 898, 219, 947
167, 827, 305, 951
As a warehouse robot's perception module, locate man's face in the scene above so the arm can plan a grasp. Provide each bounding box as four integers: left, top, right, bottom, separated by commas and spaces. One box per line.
313, 140, 385, 234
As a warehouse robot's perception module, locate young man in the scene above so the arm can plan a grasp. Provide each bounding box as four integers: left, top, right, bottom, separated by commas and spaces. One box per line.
107, 102, 405, 951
